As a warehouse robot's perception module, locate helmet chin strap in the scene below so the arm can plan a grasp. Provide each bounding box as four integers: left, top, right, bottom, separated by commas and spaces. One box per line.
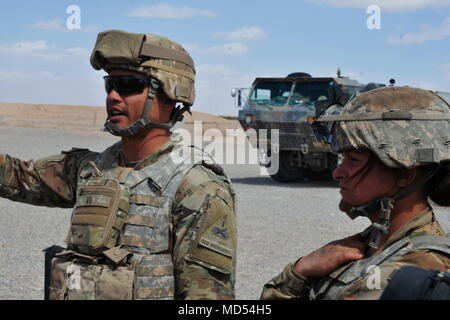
340, 165, 439, 251
104, 78, 191, 137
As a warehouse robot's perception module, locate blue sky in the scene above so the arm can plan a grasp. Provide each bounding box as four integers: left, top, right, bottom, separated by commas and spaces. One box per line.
0, 0, 449, 116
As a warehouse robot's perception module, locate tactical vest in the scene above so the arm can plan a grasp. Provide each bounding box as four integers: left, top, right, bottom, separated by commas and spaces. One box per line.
310, 235, 450, 300
48, 142, 219, 300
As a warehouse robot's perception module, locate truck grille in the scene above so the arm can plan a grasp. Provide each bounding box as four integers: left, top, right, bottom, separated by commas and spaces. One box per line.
255, 122, 312, 150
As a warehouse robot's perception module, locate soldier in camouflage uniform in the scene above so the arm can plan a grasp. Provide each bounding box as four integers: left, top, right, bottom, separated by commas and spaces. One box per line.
261, 86, 450, 300
0, 30, 237, 300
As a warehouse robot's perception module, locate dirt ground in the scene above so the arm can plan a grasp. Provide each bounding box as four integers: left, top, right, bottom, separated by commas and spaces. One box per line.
0, 102, 241, 133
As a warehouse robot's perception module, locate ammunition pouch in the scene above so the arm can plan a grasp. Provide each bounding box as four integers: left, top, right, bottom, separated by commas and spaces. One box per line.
66, 178, 130, 256
47, 250, 174, 300
49, 254, 135, 300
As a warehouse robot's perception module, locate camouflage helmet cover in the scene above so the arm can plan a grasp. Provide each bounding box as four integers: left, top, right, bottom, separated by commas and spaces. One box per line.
332, 86, 450, 169
90, 30, 195, 106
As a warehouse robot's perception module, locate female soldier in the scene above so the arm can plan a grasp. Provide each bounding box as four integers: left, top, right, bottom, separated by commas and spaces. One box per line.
261, 86, 450, 300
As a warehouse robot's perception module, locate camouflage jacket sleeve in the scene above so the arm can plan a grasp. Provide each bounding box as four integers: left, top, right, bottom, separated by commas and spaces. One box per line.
260, 262, 313, 300
0, 148, 93, 208
171, 164, 236, 300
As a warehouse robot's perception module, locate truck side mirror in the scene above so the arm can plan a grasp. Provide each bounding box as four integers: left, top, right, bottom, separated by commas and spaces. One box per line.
231, 88, 242, 107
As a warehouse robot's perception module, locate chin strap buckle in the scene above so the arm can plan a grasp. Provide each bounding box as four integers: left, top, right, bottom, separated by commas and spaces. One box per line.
363, 197, 394, 250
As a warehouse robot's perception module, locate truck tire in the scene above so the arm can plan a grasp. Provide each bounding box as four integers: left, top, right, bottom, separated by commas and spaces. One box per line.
309, 154, 338, 181
269, 151, 308, 182
309, 170, 334, 181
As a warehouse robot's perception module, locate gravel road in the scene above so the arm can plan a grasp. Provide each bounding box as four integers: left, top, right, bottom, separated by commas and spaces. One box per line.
1, 126, 449, 300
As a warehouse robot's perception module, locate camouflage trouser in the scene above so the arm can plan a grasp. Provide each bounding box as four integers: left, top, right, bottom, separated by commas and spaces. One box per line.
49, 257, 135, 300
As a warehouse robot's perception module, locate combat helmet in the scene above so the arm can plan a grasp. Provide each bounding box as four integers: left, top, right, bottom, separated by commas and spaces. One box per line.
317, 86, 450, 249
90, 30, 195, 136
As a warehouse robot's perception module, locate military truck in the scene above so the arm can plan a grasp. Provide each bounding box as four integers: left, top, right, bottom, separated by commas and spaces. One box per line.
233, 72, 365, 182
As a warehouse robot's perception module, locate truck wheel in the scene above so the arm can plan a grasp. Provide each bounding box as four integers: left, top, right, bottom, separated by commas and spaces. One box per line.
309, 170, 334, 181
269, 151, 307, 182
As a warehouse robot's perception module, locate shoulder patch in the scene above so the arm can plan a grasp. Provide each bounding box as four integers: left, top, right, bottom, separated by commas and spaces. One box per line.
199, 215, 233, 257
188, 195, 236, 274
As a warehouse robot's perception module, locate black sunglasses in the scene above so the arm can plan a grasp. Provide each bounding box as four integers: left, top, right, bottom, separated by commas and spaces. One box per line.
103, 75, 151, 96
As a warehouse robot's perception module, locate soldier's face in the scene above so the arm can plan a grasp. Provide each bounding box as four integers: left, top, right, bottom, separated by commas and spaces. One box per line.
333, 150, 400, 208
106, 69, 175, 130
106, 69, 149, 129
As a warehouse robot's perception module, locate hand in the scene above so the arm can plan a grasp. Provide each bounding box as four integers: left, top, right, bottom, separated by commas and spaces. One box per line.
294, 233, 365, 278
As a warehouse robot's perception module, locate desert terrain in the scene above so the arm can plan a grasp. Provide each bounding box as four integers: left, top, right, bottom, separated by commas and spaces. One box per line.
0, 102, 241, 133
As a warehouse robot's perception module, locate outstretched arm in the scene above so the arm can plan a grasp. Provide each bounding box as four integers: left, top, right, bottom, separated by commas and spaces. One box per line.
0, 148, 92, 208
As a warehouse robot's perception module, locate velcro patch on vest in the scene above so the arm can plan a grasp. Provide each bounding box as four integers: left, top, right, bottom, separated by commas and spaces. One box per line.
134, 287, 175, 299
130, 194, 164, 207
119, 234, 153, 249
136, 264, 173, 276
125, 214, 156, 227
71, 214, 108, 227
77, 194, 112, 208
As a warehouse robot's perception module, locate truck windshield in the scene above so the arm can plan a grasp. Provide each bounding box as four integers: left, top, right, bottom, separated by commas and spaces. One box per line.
289, 81, 330, 107
437, 91, 450, 104
249, 81, 293, 107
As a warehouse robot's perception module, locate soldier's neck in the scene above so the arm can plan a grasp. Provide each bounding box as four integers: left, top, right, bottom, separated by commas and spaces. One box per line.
120, 128, 171, 162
